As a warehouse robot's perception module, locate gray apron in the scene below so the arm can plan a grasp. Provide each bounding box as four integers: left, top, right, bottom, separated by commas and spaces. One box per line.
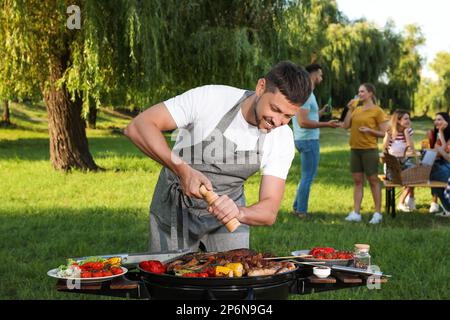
149, 91, 264, 252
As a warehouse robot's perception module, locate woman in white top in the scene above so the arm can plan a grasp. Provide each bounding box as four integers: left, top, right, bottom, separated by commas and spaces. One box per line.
383, 109, 416, 212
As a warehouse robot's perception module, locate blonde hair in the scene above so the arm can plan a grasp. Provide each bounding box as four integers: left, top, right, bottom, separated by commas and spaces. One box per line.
389, 109, 410, 138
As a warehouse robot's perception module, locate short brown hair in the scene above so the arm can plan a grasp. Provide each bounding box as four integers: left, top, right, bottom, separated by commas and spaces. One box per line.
264, 61, 312, 106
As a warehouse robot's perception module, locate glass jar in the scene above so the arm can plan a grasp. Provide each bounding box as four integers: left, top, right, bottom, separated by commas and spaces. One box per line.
354, 244, 371, 270
421, 139, 430, 150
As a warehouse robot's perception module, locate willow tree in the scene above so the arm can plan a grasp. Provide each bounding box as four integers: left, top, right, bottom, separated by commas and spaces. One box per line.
157, 0, 285, 92
0, 1, 40, 126
270, 0, 347, 107
386, 24, 425, 111
417, 51, 450, 115
415, 78, 443, 115
430, 51, 450, 113
0, 0, 167, 170
281, 2, 400, 108
320, 21, 392, 107
283, 0, 341, 66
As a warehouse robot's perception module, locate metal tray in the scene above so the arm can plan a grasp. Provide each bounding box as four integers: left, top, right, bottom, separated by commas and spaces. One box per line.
291, 250, 354, 267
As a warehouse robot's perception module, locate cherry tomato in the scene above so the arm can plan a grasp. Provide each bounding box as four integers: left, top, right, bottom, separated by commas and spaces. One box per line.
110, 267, 123, 275
92, 271, 104, 278
92, 262, 104, 270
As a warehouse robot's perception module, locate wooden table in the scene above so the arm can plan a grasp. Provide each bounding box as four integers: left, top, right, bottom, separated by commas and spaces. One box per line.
378, 175, 447, 217
55, 271, 150, 299
379, 152, 421, 164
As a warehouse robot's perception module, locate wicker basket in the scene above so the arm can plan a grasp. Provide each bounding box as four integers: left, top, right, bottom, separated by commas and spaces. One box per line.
384, 152, 432, 185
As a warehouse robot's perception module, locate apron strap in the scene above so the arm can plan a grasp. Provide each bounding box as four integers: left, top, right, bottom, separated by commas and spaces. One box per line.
215, 91, 254, 134
165, 173, 193, 250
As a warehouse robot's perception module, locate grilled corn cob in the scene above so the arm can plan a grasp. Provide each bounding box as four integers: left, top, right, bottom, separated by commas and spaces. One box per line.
215, 266, 234, 277
225, 263, 243, 277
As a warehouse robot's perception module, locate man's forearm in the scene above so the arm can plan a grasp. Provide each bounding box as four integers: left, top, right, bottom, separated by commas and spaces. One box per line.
299, 118, 328, 129
125, 122, 186, 175
238, 199, 279, 226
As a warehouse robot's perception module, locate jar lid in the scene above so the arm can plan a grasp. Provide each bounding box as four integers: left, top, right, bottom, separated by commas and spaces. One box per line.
354, 244, 370, 250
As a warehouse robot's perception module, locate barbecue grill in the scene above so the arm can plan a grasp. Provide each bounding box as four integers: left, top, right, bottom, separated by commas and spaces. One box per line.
138, 265, 299, 300
54, 250, 389, 300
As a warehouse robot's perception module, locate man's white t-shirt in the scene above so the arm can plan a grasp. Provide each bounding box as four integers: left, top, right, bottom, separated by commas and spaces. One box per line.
164, 85, 295, 180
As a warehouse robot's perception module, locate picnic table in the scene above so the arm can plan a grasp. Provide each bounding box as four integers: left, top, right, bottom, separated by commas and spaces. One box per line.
379, 151, 421, 162
378, 175, 447, 217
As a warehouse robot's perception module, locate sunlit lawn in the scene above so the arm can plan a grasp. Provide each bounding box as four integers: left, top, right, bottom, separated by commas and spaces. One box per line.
0, 102, 449, 300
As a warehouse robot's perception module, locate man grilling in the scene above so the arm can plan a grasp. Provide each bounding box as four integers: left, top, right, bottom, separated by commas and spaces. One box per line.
124, 61, 312, 253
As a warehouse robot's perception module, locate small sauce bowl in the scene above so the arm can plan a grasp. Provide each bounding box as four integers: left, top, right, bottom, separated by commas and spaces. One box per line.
313, 267, 331, 278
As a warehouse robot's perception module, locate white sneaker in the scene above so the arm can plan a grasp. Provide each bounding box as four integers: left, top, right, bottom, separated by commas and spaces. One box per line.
435, 212, 450, 218
435, 204, 450, 218
345, 211, 362, 222
429, 202, 440, 213
369, 212, 383, 224
406, 196, 416, 210
397, 203, 411, 212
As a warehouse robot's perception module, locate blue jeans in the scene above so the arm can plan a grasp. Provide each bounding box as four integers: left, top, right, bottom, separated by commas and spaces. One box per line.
293, 139, 320, 213
431, 159, 450, 211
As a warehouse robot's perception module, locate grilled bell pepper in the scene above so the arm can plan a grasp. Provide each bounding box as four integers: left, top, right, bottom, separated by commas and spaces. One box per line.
139, 260, 167, 274
182, 272, 209, 278
105, 257, 122, 267
225, 263, 243, 277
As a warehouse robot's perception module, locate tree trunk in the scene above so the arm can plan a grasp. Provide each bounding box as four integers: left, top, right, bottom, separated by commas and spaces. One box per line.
87, 96, 97, 129
424, 104, 429, 117
43, 57, 99, 171
2, 99, 10, 124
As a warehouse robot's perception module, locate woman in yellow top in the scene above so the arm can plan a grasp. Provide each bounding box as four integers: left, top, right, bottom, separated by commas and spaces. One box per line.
341, 83, 389, 224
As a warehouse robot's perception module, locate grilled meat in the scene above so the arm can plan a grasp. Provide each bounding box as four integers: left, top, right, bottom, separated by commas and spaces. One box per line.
166, 249, 295, 277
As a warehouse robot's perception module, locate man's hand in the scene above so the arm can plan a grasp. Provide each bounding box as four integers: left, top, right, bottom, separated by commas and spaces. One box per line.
177, 164, 213, 199
327, 120, 341, 128
207, 195, 241, 225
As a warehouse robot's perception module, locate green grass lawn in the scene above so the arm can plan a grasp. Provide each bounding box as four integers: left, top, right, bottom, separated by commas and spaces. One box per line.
0, 102, 449, 300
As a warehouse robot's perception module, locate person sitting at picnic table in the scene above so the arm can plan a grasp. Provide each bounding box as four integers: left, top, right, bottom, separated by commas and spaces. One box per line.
427, 112, 450, 217
341, 83, 389, 224
382, 109, 417, 212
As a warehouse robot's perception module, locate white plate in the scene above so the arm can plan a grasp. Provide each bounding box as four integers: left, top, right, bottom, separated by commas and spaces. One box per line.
47, 267, 127, 284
